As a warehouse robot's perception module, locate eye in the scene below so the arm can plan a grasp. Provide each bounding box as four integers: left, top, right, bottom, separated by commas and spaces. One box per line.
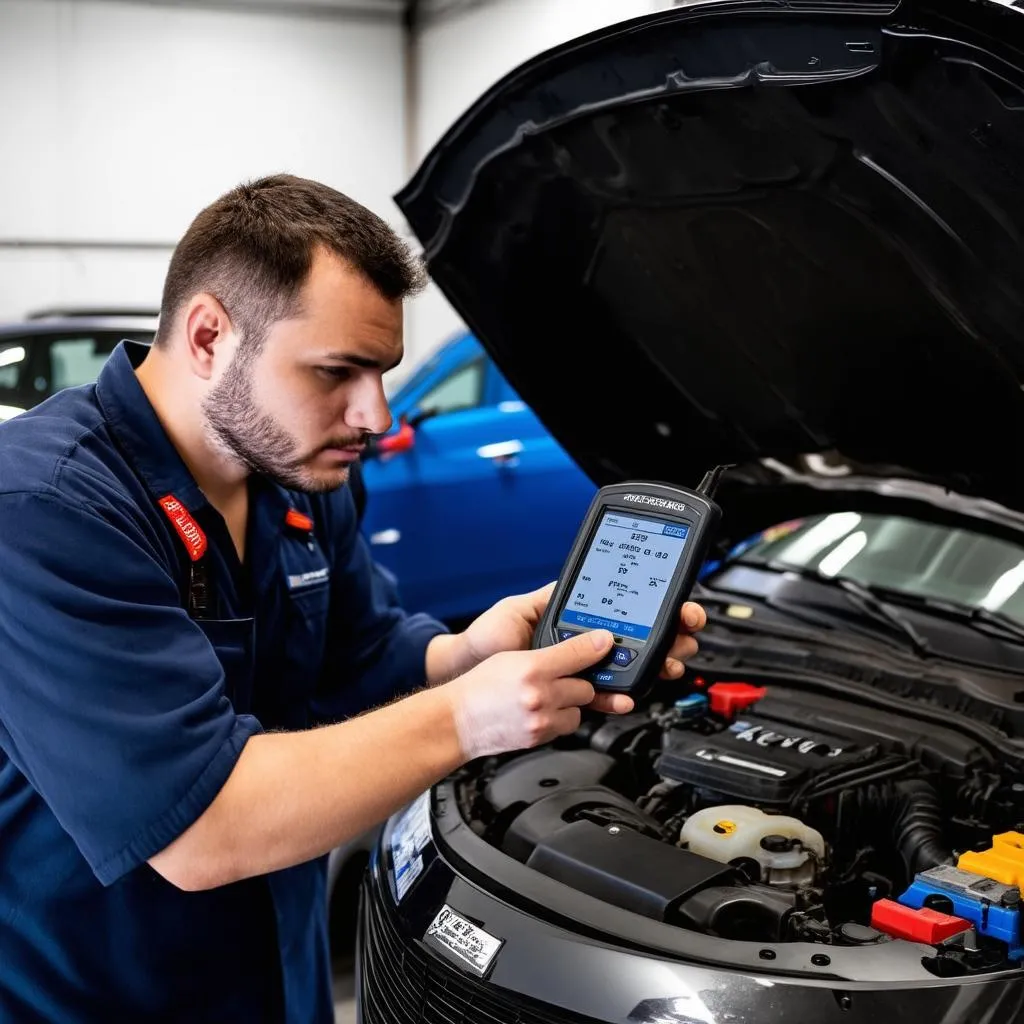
317, 366, 353, 382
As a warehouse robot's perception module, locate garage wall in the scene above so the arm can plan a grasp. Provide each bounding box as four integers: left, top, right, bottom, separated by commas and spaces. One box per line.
405, 0, 673, 363
0, 0, 406, 328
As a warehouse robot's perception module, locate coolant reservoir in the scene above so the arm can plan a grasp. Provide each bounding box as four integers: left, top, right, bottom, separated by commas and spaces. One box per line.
680, 805, 826, 886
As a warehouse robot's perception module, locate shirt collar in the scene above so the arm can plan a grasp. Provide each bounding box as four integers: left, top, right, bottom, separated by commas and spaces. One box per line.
95, 341, 210, 512
96, 342, 299, 538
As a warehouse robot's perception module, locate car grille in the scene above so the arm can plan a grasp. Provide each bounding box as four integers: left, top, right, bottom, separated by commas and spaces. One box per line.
359, 880, 604, 1024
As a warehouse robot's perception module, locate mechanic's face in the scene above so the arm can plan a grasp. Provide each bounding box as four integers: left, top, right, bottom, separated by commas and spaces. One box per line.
203, 249, 401, 492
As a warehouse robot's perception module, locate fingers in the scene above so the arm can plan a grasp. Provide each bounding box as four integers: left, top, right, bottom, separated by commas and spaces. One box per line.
550, 706, 583, 737
518, 580, 556, 621
534, 628, 613, 677
588, 691, 635, 715
549, 675, 597, 710
657, 602, 707, 678
659, 657, 686, 681
519, 678, 592, 746
680, 601, 707, 633
664, 634, 700, 665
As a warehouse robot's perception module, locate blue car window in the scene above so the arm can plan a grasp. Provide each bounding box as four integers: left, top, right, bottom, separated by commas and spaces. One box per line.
417, 357, 485, 417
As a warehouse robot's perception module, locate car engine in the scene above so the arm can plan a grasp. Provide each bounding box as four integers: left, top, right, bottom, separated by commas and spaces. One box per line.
455, 680, 1024, 976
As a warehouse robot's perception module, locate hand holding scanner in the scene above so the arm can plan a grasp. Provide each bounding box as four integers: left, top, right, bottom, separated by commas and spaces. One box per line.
532, 473, 724, 699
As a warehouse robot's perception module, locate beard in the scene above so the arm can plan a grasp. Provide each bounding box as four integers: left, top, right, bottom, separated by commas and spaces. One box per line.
202, 351, 361, 494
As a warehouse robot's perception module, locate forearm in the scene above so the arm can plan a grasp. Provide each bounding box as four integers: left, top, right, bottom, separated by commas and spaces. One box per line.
424, 631, 473, 685
149, 685, 464, 891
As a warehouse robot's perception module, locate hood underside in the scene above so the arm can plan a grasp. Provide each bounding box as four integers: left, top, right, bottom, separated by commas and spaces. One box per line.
396, 0, 1024, 517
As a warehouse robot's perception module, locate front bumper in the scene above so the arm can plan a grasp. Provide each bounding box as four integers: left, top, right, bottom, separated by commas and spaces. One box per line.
355, 788, 1024, 1024
357, 871, 603, 1023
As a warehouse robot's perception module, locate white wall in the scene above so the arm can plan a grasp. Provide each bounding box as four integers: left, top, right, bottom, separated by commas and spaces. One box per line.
0, 0, 406, 325
0, 0, 682, 375
404, 0, 673, 360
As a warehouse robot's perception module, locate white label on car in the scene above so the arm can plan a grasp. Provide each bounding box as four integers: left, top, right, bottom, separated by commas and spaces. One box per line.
389, 791, 431, 903
395, 854, 422, 901
425, 905, 504, 976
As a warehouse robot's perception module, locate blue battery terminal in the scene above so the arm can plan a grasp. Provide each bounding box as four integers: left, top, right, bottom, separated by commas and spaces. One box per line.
897, 864, 1024, 960
674, 694, 708, 718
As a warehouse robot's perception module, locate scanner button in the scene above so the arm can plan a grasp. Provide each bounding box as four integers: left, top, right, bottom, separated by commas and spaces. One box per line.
557, 629, 577, 642
612, 646, 637, 666
591, 670, 617, 685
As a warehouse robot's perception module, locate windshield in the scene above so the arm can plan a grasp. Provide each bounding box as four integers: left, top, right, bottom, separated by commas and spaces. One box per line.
731, 512, 1024, 627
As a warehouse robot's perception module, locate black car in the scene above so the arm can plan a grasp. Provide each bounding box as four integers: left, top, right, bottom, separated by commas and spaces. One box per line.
356, 0, 1024, 1020
0, 310, 157, 420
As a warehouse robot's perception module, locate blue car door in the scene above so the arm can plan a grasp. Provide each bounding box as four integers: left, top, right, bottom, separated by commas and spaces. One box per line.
360, 334, 595, 622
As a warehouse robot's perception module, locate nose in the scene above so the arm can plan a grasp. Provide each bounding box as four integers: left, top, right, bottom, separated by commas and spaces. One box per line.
345, 375, 392, 436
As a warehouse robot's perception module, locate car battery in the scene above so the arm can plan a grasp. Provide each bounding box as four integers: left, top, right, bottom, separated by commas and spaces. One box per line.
897, 864, 1024, 960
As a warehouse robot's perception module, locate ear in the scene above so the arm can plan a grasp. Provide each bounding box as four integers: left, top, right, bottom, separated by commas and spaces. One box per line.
183, 293, 234, 380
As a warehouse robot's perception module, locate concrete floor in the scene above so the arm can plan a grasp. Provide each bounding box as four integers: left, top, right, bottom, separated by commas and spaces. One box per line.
333, 954, 356, 1024
333, 980, 356, 1022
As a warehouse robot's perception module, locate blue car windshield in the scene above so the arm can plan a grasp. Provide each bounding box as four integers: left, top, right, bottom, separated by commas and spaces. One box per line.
731, 512, 1024, 628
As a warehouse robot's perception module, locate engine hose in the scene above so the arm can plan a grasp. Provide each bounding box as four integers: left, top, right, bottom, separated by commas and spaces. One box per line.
890, 779, 954, 878
842, 779, 953, 878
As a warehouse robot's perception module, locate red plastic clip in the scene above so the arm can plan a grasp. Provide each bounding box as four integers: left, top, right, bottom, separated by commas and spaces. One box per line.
870, 899, 970, 944
708, 682, 767, 718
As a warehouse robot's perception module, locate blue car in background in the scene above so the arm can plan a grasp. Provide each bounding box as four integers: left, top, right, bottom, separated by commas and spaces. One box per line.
359, 332, 596, 623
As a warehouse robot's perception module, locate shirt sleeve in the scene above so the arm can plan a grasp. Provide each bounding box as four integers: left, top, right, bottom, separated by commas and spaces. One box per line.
311, 487, 449, 722
0, 491, 261, 886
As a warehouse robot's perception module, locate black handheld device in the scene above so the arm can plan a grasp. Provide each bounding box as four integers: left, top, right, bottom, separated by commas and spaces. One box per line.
532, 472, 725, 699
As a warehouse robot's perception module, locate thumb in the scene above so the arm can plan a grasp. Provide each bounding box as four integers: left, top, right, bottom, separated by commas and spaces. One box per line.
535, 628, 613, 677
514, 580, 557, 625
528, 580, 557, 612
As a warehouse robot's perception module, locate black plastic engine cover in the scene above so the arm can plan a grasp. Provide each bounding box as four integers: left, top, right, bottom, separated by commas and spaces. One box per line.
501, 785, 660, 863
677, 884, 797, 942
753, 695, 989, 778
525, 819, 737, 922
658, 712, 876, 804
485, 749, 617, 817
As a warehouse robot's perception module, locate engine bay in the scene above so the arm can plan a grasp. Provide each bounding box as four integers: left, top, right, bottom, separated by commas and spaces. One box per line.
455, 679, 1024, 978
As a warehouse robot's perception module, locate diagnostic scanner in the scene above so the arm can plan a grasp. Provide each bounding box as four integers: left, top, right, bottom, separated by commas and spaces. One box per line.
532, 472, 725, 699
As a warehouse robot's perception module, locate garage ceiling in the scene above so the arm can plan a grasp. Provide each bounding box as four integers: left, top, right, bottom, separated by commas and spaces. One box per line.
93, 0, 409, 19
77, 0, 500, 21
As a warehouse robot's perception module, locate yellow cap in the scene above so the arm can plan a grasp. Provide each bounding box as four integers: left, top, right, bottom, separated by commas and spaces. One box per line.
958, 831, 1024, 887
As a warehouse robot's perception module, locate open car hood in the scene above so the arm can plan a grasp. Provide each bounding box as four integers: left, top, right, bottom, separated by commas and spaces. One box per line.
396, 0, 1024, 522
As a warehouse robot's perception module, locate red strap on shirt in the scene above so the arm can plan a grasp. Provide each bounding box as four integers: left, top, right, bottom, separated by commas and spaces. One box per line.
285, 508, 314, 532
158, 495, 208, 562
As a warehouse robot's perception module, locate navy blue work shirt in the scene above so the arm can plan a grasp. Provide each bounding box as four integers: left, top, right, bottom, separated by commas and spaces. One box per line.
0, 342, 447, 1022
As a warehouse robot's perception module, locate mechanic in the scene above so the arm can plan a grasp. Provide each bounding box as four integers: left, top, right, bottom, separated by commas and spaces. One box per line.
0, 174, 706, 1023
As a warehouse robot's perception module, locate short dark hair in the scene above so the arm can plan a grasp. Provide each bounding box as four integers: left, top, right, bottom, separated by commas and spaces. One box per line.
154, 173, 426, 348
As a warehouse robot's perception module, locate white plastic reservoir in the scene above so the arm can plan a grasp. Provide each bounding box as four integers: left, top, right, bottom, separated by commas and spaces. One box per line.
680, 805, 826, 885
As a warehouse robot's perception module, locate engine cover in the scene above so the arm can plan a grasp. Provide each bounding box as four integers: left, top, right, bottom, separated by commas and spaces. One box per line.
657, 712, 877, 805
526, 819, 737, 922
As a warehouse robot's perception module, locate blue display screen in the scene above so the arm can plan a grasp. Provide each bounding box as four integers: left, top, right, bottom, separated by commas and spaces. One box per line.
558, 512, 690, 642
